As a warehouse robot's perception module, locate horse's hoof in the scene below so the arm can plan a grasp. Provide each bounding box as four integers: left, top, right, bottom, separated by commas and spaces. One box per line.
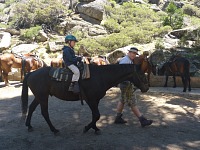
54, 130, 60, 136
28, 126, 33, 132
173, 86, 176, 88
95, 130, 102, 135
83, 126, 88, 133
183, 90, 186, 92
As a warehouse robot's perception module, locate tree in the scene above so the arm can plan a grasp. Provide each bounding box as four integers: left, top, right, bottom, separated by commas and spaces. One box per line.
163, 1, 183, 29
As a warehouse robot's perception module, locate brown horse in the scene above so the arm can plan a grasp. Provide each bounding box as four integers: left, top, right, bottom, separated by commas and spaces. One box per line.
90, 56, 109, 66
50, 56, 106, 68
158, 55, 191, 92
0, 53, 46, 86
116, 53, 156, 86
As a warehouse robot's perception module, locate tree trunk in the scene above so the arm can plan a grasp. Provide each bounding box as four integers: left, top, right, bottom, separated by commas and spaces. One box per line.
70, 0, 74, 11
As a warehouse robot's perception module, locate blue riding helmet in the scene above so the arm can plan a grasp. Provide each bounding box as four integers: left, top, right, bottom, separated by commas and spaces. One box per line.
65, 35, 78, 42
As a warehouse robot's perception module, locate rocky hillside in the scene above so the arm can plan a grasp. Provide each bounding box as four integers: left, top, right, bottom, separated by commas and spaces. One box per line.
0, 0, 200, 76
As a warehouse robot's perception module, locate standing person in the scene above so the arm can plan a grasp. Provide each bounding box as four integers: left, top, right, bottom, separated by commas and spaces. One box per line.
114, 47, 153, 127
63, 34, 81, 94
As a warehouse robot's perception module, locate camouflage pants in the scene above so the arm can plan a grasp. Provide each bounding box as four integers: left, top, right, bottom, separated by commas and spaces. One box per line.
119, 81, 138, 107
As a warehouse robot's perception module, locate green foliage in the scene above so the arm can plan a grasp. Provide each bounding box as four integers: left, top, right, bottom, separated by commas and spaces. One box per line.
183, 4, 200, 18
155, 39, 165, 50
163, 2, 184, 29
5, 0, 15, 7
20, 26, 42, 41
103, 18, 123, 33
10, 0, 67, 29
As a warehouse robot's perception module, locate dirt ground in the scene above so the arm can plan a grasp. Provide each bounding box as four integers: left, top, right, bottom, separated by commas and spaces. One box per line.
0, 81, 200, 150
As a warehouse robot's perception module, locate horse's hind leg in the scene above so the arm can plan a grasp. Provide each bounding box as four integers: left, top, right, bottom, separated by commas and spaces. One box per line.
164, 75, 168, 87
25, 98, 39, 131
39, 97, 59, 134
181, 76, 186, 92
173, 74, 176, 88
84, 101, 101, 134
2, 71, 9, 86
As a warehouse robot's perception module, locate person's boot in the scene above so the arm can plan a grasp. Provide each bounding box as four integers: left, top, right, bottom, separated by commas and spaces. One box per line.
114, 113, 127, 124
73, 81, 80, 94
139, 115, 153, 127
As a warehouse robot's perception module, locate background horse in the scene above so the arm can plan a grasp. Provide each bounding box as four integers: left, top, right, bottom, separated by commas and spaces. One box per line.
21, 64, 149, 135
116, 53, 156, 86
0, 53, 46, 86
90, 56, 109, 65
158, 55, 191, 92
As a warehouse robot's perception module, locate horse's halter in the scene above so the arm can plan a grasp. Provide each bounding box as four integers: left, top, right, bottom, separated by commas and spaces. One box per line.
133, 65, 148, 87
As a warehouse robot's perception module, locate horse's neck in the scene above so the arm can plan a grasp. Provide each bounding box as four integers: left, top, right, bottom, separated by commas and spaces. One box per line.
95, 64, 135, 89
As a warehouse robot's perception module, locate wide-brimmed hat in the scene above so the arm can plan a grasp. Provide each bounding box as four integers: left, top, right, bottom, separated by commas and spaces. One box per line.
128, 47, 139, 54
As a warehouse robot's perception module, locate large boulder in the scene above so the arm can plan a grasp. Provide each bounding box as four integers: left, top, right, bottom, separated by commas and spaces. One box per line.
0, 0, 5, 3
47, 42, 63, 52
5, 28, 20, 35
0, 32, 11, 50
11, 44, 39, 54
76, 0, 108, 23
36, 30, 48, 42
148, 0, 160, 5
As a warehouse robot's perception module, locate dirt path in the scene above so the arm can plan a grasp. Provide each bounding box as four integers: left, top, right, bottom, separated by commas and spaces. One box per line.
0, 81, 200, 150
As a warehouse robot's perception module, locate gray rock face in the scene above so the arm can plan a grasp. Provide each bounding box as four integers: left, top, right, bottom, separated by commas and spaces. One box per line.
0, 32, 11, 50
5, 28, 20, 35
0, 0, 5, 3
79, 0, 95, 2
76, 0, 108, 22
11, 44, 39, 54
36, 30, 48, 42
47, 42, 63, 52
149, 0, 160, 5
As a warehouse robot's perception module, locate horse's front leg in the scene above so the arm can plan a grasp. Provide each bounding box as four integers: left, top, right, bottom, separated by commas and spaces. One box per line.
164, 74, 168, 87
84, 100, 101, 134
39, 97, 60, 135
188, 76, 191, 91
3, 71, 9, 86
173, 74, 176, 88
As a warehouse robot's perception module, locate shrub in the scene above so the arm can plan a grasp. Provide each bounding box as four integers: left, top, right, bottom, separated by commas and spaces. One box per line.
183, 4, 200, 18
20, 26, 42, 41
103, 18, 123, 33
163, 2, 184, 29
10, 0, 67, 29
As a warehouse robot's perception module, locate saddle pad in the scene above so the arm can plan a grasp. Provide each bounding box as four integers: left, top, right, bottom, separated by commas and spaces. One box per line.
49, 67, 73, 82
49, 64, 90, 82
82, 64, 90, 79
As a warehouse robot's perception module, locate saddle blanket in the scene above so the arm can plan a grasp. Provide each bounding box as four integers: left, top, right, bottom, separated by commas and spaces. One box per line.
49, 64, 90, 81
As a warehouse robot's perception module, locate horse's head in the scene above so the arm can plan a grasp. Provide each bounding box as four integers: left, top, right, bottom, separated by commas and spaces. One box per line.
157, 62, 168, 75
129, 65, 149, 93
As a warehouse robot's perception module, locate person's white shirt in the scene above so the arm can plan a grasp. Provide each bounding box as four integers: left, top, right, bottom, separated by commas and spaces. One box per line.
119, 55, 133, 64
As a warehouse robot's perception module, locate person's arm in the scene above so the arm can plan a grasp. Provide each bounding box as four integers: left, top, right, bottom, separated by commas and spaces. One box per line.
63, 48, 77, 64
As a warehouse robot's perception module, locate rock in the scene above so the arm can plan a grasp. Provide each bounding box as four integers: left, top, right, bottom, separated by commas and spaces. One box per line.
0, 14, 9, 23
76, 0, 107, 22
194, 0, 200, 8
0, 0, 5, 3
47, 42, 63, 52
150, 4, 161, 12
88, 27, 107, 36
168, 27, 198, 41
148, 0, 160, 5
5, 28, 20, 35
79, 13, 102, 24
162, 0, 184, 11
0, 32, 11, 50
79, 0, 95, 2
134, 0, 146, 4
11, 44, 39, 54
36, 30, 48, 42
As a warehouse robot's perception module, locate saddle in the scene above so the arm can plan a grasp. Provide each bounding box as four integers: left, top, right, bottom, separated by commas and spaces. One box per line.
49, 63, 90, 82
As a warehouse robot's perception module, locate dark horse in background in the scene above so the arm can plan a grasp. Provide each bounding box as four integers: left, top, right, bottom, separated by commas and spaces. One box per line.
158, 55, 191, 92
21, 64, 149, 135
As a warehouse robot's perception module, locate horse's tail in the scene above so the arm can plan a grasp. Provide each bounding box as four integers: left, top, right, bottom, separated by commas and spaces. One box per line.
21, 72, 32, 119
184, 59, 190, 79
